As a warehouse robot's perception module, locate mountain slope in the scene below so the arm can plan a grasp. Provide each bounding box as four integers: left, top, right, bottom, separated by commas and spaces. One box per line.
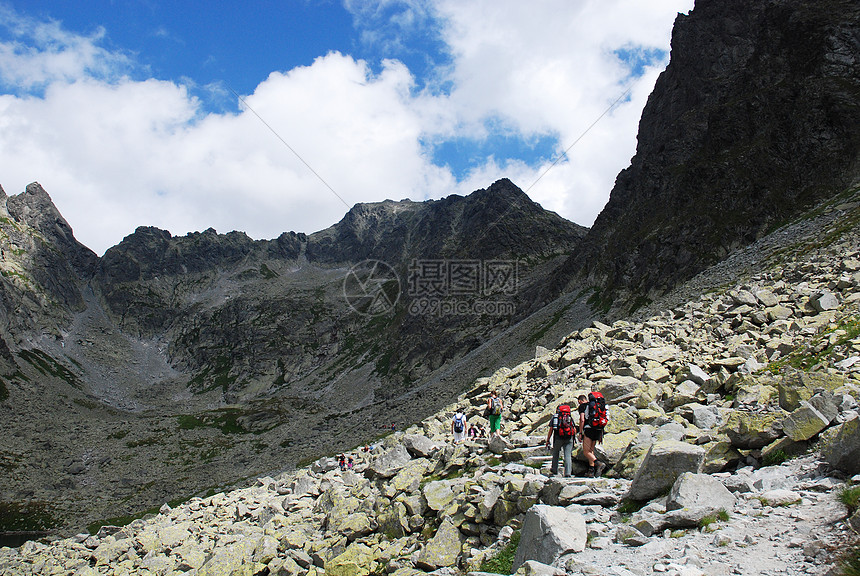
0, 178, 589, 533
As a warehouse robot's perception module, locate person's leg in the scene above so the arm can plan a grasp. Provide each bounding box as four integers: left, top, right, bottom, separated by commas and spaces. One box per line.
550, 439, 561, 474
583, 436, 596, 467
562, 438, 573, 477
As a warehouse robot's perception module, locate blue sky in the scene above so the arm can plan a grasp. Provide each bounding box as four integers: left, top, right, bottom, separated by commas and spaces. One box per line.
0, 0, 694, 254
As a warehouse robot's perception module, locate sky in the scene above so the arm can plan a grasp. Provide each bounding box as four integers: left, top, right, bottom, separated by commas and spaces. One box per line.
0, 0, 695, 255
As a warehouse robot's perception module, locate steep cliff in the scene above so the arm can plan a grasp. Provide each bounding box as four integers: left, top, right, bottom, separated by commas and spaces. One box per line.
554, 0, 860, 305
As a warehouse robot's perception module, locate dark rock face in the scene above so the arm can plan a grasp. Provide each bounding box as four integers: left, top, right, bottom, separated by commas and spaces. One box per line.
557, 0, 860, 301
0, 183, 96, 342
306, 179, 585, 265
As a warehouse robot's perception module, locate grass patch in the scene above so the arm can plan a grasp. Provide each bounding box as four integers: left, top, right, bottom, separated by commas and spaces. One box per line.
0, 501, 57, 532
835, 540, 860, 576
188, 355, 237, 394
17, 349, 81, 389
177, 408, 250, 435
260, 263, 279, 279
480, 530, 520, 574
698, 509, 730, 529
419, 466, 469, 489
617, 498, 646, 515
766, 314, 860, 374
527, 302, 572, 345
839, 484, 860, 516
762, 449, 788, 467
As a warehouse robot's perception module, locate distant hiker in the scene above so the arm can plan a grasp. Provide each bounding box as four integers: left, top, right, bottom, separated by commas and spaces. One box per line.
452, 409, 468, 443
486, 391, 504, 439
339, 454, 346, 471
347, 457, 354, 470
545, 403, 577, 477
580, 391, 608, 477
467, 424, 478, 438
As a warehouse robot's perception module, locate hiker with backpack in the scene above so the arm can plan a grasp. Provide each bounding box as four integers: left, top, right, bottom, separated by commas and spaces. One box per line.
451, 409, 468, 444
545, 403, 577, 477
579, 390, 608, 477
486, 391, 504, 439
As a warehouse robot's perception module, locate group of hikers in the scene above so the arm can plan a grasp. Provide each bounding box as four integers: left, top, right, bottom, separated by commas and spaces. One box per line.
451, 390, 505, 444
451, 389, 608, 478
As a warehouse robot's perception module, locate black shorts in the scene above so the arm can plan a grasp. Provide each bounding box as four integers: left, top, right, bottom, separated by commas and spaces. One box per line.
583, 427, 604, 442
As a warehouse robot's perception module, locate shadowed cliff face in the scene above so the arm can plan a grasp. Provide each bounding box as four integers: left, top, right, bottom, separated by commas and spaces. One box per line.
553, 0, 860, 304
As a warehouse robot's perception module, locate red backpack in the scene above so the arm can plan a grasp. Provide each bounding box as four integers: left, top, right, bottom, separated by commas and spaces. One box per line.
587, 392, 608, 428
556, 405, 576, 437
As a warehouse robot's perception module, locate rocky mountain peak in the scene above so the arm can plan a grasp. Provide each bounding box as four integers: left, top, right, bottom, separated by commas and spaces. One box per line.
6, 183, 95, 267
553, 0, 860, 304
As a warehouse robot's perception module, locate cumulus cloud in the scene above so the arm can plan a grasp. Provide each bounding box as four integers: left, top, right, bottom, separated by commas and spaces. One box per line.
0, 0, 693, 255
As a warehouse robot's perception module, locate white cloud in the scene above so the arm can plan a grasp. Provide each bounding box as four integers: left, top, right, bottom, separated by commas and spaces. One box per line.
0, 0, 693, 255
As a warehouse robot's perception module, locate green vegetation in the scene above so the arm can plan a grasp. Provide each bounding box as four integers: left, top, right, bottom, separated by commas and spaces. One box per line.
762, 449, 788, 467
18, 349, 81, 389
527, 302, 572, 345
698, 509, 730, 529
617, 498, 646, 515
0, 501, 57, 532
479, 530, 520, 574
628, 294, 652, 314
260, 263, 279, 279
586, 287, 613, 315
765, 314, 860, 374
839, 484, 860, 516
188, 355, 237, 394
419, 467, 469, 489
177, 408, 251, 435
836, 541, 860, 576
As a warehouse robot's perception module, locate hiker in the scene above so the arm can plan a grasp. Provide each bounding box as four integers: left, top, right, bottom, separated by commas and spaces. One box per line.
467, 424, 478, 438
579, 391, 608, 477
545, 403, 577, 477
338, 454, 346, 471
451, 409, 468, 443
347, 456, 354, 470
486, 390, 504, 439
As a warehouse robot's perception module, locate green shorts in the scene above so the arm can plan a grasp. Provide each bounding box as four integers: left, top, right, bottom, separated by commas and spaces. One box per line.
488, 414, 501, 433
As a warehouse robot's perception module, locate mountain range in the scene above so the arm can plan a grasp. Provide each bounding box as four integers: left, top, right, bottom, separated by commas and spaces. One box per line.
0, 0, 858, 536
